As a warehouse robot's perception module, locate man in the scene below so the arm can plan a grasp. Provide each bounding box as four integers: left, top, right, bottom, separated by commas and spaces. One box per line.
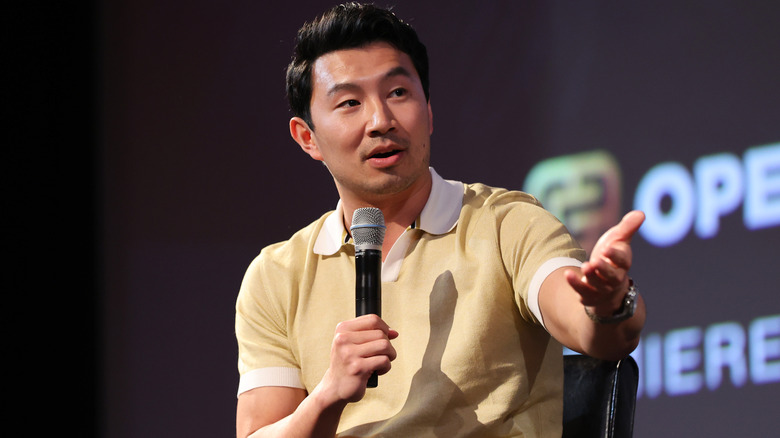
235, 3, 646, 437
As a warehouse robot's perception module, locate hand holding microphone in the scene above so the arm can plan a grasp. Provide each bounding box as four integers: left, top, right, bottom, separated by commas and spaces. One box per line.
351, 207, 386, 388
319, 208, 396, 405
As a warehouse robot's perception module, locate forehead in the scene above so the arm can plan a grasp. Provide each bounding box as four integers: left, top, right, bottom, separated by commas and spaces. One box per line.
311, 41, 419, 95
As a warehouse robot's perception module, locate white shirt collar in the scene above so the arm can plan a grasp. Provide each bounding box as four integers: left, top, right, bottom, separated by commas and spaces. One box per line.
313, 167, 464, 256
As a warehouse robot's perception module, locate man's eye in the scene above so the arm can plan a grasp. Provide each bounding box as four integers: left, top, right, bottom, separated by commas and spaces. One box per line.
391, 88, 407, 97
339, 99, 360, 108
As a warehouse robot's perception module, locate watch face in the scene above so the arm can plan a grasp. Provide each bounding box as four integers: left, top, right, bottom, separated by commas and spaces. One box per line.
624, 289, 638, 315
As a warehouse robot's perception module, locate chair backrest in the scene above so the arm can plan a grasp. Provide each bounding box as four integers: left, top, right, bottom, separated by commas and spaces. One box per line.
562, 354, 638, 438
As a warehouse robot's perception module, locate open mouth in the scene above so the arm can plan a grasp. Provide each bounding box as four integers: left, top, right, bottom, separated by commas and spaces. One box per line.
370, 150, 401, 159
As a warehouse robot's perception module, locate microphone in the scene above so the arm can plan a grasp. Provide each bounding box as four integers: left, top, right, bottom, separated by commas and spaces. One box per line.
350, 207, 385, 388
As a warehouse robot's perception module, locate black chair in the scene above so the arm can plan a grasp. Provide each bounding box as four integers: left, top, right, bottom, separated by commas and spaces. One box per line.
562, 354, 639, 438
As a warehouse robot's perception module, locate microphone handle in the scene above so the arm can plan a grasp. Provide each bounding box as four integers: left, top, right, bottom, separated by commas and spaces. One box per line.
355, 248, 382, 387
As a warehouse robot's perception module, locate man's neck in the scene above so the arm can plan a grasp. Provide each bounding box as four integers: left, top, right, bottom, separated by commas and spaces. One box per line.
340, 173, 433, 260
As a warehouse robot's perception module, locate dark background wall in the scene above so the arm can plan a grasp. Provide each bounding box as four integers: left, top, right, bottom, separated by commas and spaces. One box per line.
10, 1, 779, 436
8, 1, 97, 436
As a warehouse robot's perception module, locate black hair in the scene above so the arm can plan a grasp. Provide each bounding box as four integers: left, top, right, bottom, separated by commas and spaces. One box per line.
286, 2, 430, 130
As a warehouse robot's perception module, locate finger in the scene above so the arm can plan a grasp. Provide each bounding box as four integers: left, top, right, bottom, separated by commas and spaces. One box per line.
365, 355, 393, 376
336, 339, 395, 380
333, 328, 397, 358
565, 267, 621, 305
336, 314, 393, 335
580, 272, 611, 295
565, 270, 600, 304
331, 337, 396, 375
601, 242, 632, 270
359, 337, 397, 362
335, 328, 395, 346
588, 254, 628, 284
609, 210, 645, 244
565, 268, 596, 295
590, 266, 622, 288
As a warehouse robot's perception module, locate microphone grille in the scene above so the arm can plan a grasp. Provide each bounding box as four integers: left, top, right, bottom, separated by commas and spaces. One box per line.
351, 207, 386, 247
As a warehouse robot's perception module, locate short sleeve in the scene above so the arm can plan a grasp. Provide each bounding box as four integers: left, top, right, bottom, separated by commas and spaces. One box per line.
494, 195, 586, 326
235, 251, 304, 395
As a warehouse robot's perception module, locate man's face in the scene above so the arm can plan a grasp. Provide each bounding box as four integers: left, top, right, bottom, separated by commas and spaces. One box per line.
292, 41, 433, 204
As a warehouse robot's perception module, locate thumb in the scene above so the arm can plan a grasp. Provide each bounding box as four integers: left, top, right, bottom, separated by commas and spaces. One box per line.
610, 210, 645, 244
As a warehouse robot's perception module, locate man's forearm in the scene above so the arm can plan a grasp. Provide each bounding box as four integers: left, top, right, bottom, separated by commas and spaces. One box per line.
246, 386, 348, 438
577, 293, 646, 360
540, 267, 647, 361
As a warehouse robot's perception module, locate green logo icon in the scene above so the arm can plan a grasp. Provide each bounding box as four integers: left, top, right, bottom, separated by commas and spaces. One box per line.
523, 150, 622, 253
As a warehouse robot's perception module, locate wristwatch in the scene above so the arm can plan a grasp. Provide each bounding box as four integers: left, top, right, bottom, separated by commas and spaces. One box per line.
584, 279, 638, 324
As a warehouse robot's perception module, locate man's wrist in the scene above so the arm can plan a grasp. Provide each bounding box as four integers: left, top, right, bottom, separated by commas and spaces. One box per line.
584, 279, 638, 324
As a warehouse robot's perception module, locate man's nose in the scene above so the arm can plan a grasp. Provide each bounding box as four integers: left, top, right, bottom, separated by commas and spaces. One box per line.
366, 99, 395, 136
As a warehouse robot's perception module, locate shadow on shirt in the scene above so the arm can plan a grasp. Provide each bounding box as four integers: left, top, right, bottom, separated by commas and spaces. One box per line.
339, 270, 489, 437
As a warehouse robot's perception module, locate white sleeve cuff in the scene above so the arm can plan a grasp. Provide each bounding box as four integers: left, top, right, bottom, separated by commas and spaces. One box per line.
527, 257, 583, 330
237, 367, 305, 397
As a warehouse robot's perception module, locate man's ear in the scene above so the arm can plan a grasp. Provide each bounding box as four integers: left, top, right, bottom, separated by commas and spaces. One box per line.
290, 117, 323, 161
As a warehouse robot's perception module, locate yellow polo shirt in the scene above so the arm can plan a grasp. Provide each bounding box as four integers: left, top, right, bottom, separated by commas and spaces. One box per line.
235, 168, 585, 437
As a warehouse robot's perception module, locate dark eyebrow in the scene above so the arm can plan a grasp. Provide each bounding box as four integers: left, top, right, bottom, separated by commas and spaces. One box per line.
326, 82, 360, 98
385, 66, 413, 80
326, 66, 415, 97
